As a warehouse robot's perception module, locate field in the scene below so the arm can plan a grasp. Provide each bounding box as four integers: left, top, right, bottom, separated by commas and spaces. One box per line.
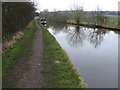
105, 15, 118, 24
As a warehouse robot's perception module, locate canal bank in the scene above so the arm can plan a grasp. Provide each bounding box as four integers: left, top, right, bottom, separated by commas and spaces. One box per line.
67, 22, 120, 31
37, 21, 85, 88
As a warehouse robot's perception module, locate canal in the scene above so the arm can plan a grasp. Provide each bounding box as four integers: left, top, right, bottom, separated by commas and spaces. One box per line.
46, 23, 118, 88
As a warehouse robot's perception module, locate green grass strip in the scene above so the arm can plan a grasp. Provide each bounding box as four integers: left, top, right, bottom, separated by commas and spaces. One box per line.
38, 21, 85, 88
3, 21, 36, 77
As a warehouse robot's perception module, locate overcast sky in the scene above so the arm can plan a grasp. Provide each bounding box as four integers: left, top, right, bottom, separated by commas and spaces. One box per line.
35, 0, 119, 12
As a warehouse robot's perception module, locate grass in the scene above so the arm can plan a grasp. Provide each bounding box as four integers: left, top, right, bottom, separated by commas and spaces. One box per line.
38, 21, 85, 88
69, 14, 120, 29
2, 21, 36, 87
86, 14, 118, 24
105, 15, 118, 24
86, 14, 118, 25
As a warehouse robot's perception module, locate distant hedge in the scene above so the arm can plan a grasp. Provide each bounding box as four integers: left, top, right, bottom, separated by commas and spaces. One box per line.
2, 2, 36, 42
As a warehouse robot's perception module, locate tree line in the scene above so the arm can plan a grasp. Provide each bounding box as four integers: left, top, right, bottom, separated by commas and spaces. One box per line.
40, 5, 108, 26
2, 2, 36, 42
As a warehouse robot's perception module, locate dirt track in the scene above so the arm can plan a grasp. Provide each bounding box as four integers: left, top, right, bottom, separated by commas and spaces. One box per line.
18, 22, 43, 88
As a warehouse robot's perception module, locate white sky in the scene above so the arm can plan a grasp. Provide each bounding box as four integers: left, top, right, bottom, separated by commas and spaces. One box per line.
35, 0, 119, 12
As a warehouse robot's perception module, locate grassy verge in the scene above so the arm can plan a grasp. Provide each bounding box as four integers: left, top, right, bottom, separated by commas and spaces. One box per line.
68, 15, 119, 30
3, 21, 36, 87
38, 22, 85, 88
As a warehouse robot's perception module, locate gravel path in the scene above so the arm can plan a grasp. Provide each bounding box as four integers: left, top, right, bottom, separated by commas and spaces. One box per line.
18, 22, 43, 88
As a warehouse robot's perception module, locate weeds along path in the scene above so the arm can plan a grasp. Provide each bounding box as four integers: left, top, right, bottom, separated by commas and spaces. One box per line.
18, 22, 43, 88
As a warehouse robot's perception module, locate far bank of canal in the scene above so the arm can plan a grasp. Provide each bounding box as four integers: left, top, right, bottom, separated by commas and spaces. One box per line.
46, 22, 118, 88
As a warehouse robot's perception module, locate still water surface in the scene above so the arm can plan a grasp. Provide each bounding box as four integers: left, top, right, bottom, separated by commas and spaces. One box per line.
47, 23, 118, 88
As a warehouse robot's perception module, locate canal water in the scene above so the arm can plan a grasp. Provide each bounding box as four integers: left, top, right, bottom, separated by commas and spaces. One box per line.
46, 23, 118, 88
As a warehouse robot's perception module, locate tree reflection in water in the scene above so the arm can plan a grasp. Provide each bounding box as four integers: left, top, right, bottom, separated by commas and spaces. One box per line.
65, 25, 110, 48
65, 25, 86, 48
87, 28, 109, 48
47, 23, 116, 48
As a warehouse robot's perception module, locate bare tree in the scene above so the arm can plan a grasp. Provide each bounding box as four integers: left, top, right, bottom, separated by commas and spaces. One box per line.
71, 4, 85, 24
95, 6, 106, 25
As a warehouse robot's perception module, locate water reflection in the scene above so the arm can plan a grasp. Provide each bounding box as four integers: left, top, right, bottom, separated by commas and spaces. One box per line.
87, 29, 109, 48
65, 25, 86, 47
47, 22, 119, 48
47, 22, 67, 35
47, 22, 67, 30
